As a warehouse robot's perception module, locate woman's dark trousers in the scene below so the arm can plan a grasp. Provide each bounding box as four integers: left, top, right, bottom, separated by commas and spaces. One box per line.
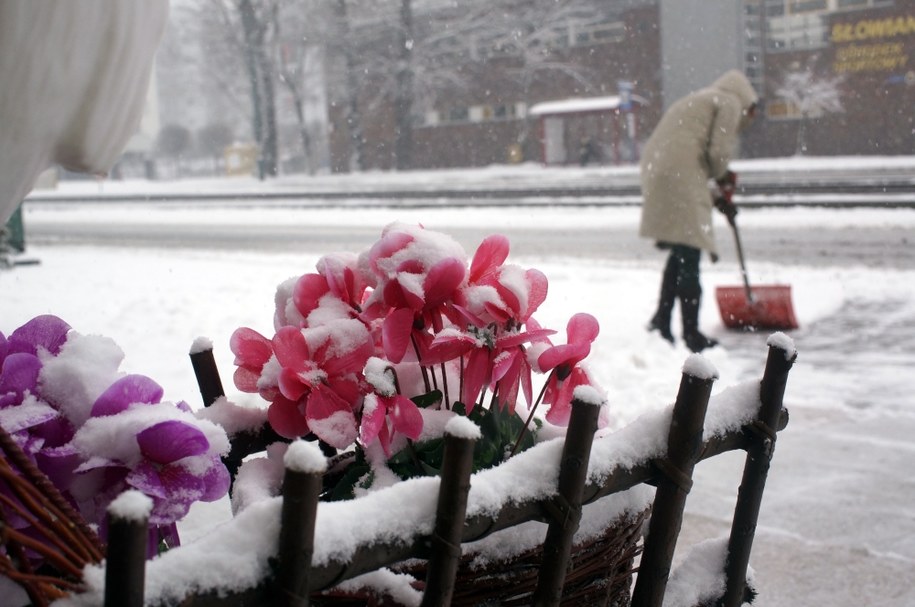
649, 244, 717, 352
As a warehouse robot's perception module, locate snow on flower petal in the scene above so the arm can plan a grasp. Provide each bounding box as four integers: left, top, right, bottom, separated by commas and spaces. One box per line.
305, 385, 358, 449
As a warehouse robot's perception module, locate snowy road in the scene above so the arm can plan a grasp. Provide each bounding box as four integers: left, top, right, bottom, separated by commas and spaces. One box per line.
19, 202, 915, 269
6, 201, 915, 606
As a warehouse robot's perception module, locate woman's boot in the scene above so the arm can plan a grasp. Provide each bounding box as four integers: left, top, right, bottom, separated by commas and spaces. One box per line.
680, 292, 718, 353
647, 255, 677, 344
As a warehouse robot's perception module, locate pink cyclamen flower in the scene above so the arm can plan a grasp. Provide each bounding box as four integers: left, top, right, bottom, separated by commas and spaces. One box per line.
537, 313, 600, 426
426, 324, 554, 412
460, 234, 549, 326
292, 255, 368, 327
362, 223, 468, 363
270, 321, 374, 448
359, 392, 423, 457
230, 327, 278, 401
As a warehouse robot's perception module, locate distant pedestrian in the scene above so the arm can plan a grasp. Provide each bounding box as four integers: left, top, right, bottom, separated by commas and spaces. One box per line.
639, 70, 758, 352
578, 136, 598, 166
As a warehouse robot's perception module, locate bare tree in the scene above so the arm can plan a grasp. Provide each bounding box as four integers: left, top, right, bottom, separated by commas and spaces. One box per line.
484, 0, 606, 155
157, 123, 192, 177
393, 0, 415, 170
236, 0, 280, 177
197, 122, 235, 173
775, 68, 844, 155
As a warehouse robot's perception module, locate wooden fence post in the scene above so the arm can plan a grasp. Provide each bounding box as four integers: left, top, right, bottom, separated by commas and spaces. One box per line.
719, 339, 796, 607
189, 344, 225, 407
104, 491, 151, 607
631, 357, 717, 607
420, 418, 479, 607
532, 396, 602, 607
276, 441, 325, 607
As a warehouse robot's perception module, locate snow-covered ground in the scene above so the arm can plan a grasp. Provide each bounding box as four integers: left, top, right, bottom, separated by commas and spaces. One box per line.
4, 159, 915, 606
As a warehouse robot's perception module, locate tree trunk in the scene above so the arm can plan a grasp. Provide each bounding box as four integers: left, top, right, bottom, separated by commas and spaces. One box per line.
393, 0, 414, 171
334, 0, 364, 173
258, 48, 279, 177
292, 92, 315, 175
237, 0, 264, 177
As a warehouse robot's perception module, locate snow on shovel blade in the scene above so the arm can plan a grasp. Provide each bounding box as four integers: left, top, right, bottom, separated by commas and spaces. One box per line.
716, 285, 799, 331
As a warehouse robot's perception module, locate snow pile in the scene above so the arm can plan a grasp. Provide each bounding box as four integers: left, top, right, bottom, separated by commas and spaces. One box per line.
663, 537, 756, 607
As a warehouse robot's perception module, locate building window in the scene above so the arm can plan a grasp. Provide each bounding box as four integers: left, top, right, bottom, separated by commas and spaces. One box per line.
789, 0, 828, 13
493, 104, 515, 119
765, 99, 803, 120
767, 12, 829, 50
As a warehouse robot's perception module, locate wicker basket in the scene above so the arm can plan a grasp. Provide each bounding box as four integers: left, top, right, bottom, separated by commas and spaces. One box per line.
313, 507, 648, 607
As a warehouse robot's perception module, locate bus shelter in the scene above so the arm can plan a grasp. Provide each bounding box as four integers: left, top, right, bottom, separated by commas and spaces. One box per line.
529, 94, 645, 166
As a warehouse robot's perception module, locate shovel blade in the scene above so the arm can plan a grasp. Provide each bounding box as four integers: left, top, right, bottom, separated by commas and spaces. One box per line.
716, 285, 799, 331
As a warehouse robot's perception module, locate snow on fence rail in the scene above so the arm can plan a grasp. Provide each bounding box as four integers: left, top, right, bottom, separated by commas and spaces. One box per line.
67, 335, 795, 607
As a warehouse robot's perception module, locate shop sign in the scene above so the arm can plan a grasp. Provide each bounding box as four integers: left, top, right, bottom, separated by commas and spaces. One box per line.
830, 14, 914, 74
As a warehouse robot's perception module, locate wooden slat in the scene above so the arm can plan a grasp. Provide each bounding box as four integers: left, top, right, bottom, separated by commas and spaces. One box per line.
275, 455, 324, 606
532, 398, 601, 606
104, 505, 149, 607
720, 342, 796, 607
631, 368, 716, 607
189, 347, 225, 407
420, 429, 478, 606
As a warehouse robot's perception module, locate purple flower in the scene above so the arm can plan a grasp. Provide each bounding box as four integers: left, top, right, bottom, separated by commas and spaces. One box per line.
91, 374, 164, 416
0, 352, 42, 407
126, 420, 226, 524
1, 316, 231, 561
4, 315, 71, 359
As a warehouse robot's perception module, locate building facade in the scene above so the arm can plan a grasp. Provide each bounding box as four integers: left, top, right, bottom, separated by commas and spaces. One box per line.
328, 1, 663, 171
328, 0, 912, 171
747, 0, 914, 157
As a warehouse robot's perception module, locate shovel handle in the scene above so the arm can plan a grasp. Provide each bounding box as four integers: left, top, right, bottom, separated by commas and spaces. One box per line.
729, 216, 755, 305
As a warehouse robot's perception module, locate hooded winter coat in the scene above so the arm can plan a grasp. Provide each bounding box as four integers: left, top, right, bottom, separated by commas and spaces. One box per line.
639, 70, 758, 255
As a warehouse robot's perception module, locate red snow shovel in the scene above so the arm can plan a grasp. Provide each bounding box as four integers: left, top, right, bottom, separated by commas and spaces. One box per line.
716, 215, 798, 331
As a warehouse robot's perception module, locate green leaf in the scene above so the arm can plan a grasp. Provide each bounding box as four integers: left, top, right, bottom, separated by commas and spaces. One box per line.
411, 390, 443, 409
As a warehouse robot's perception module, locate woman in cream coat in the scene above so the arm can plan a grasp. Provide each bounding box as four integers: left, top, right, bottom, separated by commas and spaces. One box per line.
639, 69, 758, 352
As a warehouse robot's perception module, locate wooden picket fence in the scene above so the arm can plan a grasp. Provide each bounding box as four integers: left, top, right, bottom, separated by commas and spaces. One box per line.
99, 338, 795, 607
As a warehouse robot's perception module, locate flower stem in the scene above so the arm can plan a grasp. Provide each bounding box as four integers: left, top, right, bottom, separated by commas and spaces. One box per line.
440, 363, 450, 410
459, 356, 465, 409
509, 372, 552, 457
410, 334, 431, 393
